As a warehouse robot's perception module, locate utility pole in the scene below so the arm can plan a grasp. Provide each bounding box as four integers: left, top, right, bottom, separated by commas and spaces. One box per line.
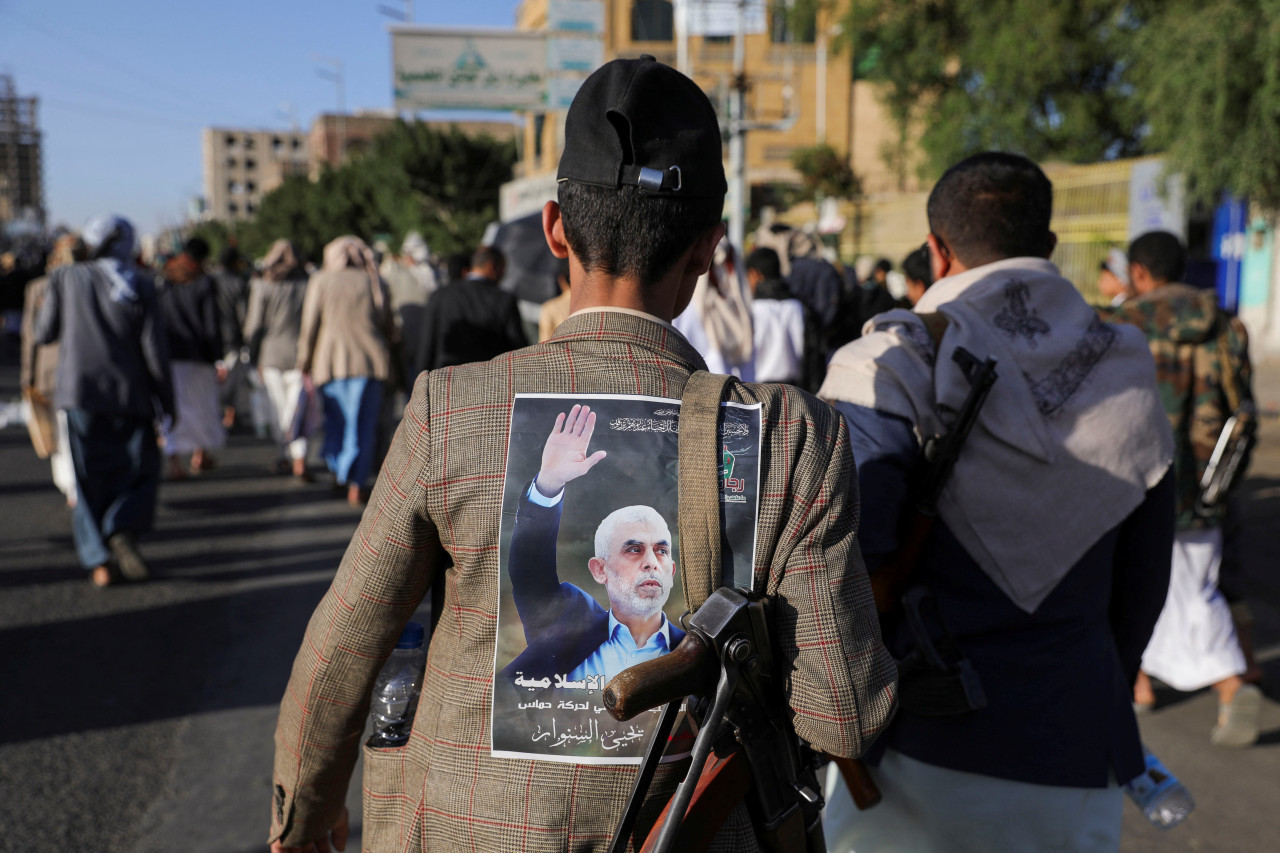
312, 55, 346, 165
724, 0, 798, 252
728, 0, 748, 252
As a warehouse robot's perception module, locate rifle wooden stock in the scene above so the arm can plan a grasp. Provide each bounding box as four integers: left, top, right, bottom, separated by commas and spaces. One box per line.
870, 511, 938, 613
604, 631, 717, 721
830, 756, 882, 810
638, 751, 752, 853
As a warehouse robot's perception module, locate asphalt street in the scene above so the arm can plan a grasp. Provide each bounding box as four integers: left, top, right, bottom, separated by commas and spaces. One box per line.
0, 350, 1277, 852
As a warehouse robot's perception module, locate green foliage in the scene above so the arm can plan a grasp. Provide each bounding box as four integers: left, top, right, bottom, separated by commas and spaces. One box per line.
843, 1, 1145, 182
1132, 0, 1280, 213
790, 144, 861, 201
183, 219, 239, 260
239, 120, 517, 264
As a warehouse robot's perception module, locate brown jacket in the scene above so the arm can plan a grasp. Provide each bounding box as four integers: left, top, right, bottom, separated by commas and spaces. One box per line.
270, 310, 897, 852
296, 268, 395, 385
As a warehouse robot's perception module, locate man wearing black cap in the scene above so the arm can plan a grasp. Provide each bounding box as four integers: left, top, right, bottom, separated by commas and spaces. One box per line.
269, 56, 894, 853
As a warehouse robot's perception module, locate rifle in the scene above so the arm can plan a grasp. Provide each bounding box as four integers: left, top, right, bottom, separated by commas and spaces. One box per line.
604, 588, 826, 853
871, 346, 998, 612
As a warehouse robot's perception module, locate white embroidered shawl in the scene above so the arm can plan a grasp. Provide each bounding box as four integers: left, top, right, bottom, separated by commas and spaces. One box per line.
821, 257, 1173, 613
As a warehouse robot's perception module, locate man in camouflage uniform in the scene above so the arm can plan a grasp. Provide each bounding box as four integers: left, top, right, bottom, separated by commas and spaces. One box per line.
1107, 229, 1261, 747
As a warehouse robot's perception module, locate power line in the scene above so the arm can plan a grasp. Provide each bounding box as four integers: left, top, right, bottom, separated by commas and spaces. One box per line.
42, 97, 206, 131
2, 9, 271, 127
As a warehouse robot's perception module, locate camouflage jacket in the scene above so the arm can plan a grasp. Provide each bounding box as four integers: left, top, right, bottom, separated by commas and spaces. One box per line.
1104, 283, 1253, 530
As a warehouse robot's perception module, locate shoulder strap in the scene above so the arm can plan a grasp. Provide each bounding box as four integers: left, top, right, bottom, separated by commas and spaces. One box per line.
677, 370, 733, 612
916, 311, 951, 352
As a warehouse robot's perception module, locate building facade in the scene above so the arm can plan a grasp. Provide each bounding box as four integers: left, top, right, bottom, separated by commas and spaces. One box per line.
512, 0, 913, 199
0, 75, 44, 228
201, 128, 309, 222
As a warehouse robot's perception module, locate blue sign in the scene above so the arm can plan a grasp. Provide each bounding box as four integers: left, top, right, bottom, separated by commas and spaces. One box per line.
1210, 195, 1248, 313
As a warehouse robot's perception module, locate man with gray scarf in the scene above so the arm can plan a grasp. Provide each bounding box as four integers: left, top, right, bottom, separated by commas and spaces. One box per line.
34, 214, 174, 587
819, 153, 1176, 849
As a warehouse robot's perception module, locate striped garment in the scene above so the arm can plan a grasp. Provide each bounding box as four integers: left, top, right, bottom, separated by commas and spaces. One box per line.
271, 310, 897, 852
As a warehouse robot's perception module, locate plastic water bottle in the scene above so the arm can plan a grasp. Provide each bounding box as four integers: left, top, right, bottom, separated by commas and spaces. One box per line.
1123, 747, 1195, 829
367, 622, 427, 748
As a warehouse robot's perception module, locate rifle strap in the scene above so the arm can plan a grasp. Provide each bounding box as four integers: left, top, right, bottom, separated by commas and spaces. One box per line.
677, 370, 734, 611
917, 311, 951, 352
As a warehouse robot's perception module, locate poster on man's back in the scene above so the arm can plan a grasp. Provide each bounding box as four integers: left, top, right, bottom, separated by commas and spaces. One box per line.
490, 393, 762, 764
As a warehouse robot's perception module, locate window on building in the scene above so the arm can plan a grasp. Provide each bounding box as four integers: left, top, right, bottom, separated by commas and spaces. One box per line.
291, 137, 302, 150
228, 202, 239, 215
272, 136, 283, 154
225, 134, 236, 148
534, 113, 546, 159
245, 201, 256, 215
769, 2, 816, 43
245, 157, 256, 171
226, 156, 237, 169
246, 180, 257, 194
632, 0, 673, 42
705, 35, 731, 45
228, 180, 241, 195
243, 136, 256, 150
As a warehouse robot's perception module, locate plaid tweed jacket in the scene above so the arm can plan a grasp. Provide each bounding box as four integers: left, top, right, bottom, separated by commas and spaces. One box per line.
271, 310, 897, 852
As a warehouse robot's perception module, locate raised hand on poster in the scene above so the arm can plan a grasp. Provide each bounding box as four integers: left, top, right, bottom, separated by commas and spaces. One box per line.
535, 404, 608, 495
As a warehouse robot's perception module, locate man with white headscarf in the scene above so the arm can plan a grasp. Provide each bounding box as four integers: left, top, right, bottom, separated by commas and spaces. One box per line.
820, 153, 1176, 850
34, 214, 174, 586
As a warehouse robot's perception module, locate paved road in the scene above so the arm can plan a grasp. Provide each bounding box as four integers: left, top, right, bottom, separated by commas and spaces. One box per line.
0, 352, 1276, 852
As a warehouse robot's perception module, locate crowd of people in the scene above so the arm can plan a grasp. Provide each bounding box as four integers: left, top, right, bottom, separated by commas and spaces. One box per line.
7, 54, 1266, 853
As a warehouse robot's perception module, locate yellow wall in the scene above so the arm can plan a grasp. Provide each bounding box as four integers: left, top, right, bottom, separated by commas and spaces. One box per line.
515, 0, 912, 196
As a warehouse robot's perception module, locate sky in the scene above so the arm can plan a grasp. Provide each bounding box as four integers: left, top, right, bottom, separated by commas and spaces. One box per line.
0, 0, 524, 234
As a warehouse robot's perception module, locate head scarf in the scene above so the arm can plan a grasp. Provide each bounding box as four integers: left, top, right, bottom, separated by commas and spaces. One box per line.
82, 214, 143, 303
261, 239, 305, 283
1104, 248, 1130, 286
322, 235, 384, 310
401, 231, 430, 265
691, 237, 754, 367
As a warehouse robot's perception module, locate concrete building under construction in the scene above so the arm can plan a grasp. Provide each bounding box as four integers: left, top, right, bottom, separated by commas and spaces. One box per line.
0, 75, 44, 228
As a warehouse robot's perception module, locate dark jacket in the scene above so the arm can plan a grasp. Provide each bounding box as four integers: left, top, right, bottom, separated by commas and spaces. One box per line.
34, 261, 174, 420
416, 275, 528, 375
213, 269, 250, 353
501, 487, 685, 680
159, 262, 223, 364
787, 256, 842, 329
837, 401, 1174, 788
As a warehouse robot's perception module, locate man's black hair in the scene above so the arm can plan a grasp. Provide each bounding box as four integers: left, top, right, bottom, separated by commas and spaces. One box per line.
445, 252, 470, 282
184, 236, 211, 263
558, 181, 723, 288
902, 246, 932, 287
745, 246, 782, 281
874, 258, 893, 274
218, 246, 242, 271
471, 245, 505, 274
926, 152, 1053, 267
1128, 231, 1186, 284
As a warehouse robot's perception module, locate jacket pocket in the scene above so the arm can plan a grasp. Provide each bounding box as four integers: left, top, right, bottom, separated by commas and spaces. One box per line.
361, 741, 414, 853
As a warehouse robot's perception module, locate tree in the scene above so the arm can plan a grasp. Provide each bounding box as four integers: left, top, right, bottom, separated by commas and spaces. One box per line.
241, 120, 517, 264
790, 143, 861, 202
841, 1, 1145, 182
1132, 0, 1280, 213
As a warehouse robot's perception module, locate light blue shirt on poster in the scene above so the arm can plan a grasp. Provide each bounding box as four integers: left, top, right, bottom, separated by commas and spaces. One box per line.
524, 480, 674, 683
567, 611, 673, 685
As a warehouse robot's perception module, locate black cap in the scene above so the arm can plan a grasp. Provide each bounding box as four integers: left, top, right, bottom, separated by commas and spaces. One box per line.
557, 55, 727, 200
